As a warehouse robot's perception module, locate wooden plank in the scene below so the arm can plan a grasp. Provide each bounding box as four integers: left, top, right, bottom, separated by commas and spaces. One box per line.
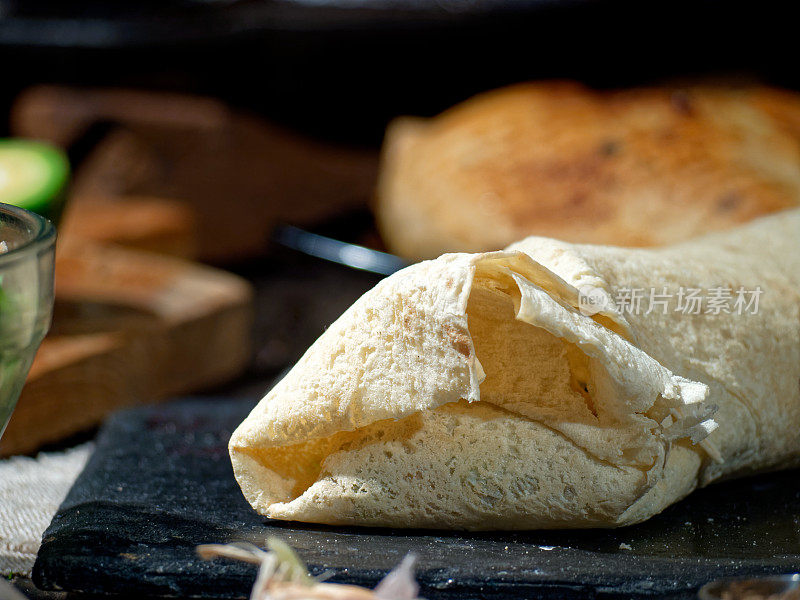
12, 85, 378, 263
58, 195, 198, 259
0, 83, 385, 455
0, 240, 253, 456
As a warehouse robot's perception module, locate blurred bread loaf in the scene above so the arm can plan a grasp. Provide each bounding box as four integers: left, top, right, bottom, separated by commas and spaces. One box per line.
377, 82, 800, 260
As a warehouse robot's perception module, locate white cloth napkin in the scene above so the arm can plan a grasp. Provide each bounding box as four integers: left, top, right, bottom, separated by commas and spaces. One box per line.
0, 444, 92, 577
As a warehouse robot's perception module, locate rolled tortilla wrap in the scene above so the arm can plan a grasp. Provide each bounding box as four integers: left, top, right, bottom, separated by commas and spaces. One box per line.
230, 209, 799, 530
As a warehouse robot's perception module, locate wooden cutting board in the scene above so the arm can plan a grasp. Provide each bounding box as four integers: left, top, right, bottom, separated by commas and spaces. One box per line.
0, 206, 253, 456
11, 85, 379, 263
1, 83, 382, 456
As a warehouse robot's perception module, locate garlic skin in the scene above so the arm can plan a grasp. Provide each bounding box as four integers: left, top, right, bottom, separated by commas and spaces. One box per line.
198, 539, 423, 600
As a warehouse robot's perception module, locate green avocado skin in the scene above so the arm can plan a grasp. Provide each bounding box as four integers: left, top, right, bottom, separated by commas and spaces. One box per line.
0, 139, 70, 224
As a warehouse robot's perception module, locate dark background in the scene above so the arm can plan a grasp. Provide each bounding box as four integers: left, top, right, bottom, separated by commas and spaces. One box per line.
1, 0, 798, 145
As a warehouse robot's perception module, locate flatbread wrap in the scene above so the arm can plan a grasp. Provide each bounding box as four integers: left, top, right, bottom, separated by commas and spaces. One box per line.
230, 209, 800, 530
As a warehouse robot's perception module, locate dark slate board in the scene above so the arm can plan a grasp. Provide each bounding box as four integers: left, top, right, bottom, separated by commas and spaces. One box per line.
33, 398, 800, 599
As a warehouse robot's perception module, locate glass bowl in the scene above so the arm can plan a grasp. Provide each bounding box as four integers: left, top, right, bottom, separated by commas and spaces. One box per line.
0, 202, 56, 441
